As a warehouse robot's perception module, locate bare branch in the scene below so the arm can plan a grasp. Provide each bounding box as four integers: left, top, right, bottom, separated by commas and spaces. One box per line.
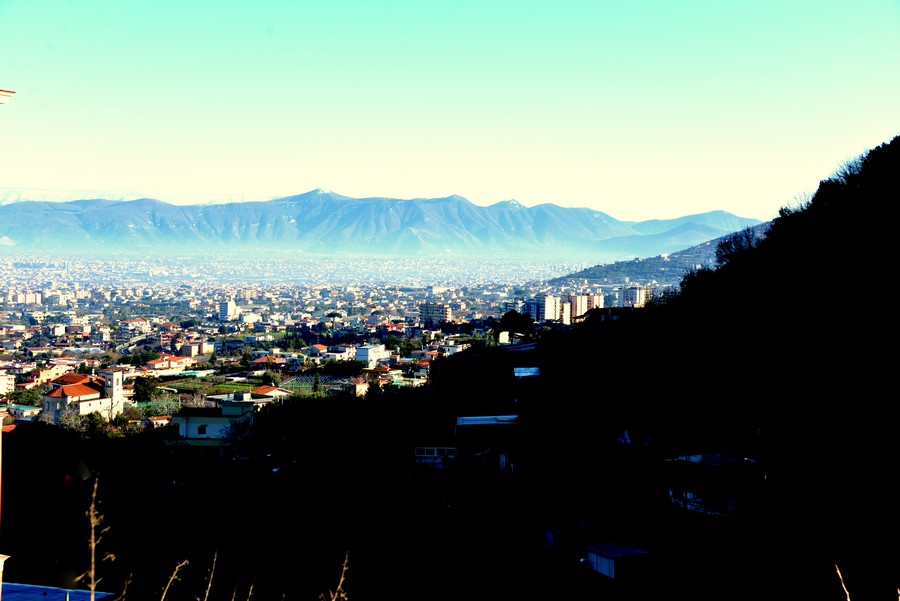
160, 560, 190, 601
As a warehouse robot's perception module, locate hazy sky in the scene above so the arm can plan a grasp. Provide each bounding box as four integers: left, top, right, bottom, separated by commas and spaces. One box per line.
1, 1, 898, 222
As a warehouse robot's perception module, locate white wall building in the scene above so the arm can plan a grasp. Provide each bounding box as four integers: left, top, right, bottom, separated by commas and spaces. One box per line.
219, 299, 239, 321
355, 344, 392, 368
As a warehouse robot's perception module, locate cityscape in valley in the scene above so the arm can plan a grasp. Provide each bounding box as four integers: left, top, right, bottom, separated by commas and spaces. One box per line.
1, 138, 896, 599
3, 2, 900, 594
0, 251, 684, 419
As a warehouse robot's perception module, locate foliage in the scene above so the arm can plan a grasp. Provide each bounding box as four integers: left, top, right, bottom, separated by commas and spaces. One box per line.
260, 370, 282, 387
713, 225, 766, 268
320, 360, 366, 377
7, 387, 42, 406
491, 310, 534, 342
58, 405, 83, 430
132, 375, 163, 403
117, 351, 160, 366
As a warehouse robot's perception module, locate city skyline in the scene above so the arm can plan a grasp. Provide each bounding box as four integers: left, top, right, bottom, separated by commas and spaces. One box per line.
1, 1, 899, 222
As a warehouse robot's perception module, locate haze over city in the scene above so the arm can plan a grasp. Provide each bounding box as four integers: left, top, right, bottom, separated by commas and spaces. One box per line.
2, 0, 898, 222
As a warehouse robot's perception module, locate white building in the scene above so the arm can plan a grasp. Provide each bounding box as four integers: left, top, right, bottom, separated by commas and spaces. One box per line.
622, 285, 652, 308
530, 294, 560, 323
41, 369, 127, 423
219, 299, 239, 321
355, 344, 392, 368
0, 370, 15, 395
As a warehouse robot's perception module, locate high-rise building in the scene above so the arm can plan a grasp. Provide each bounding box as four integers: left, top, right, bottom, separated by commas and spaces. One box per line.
622, 285, 652, 308
218, 299, 239, 321
566, 294, 604, 321
532, 294, 560, 322
420, 302, 451, 326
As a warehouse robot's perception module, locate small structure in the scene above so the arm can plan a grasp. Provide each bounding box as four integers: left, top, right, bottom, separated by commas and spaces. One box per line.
5, 404, 41, 420
170, 393, 273, 448
414, 445, 457, 469
582, 543, 651, 580
455, 415, 521, 474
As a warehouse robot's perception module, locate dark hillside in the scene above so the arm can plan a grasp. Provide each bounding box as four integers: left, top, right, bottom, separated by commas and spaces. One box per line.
530, 134, 900, 600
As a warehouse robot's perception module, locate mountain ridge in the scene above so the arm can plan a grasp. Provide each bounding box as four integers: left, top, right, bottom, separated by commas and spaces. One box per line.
0, 189, 762, 262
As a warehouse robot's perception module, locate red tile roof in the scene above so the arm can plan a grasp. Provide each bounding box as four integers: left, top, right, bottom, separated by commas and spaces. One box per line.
46, 383, 103, 398
52, 373, 93, 386
252, 356, 285, 364
251, 385, 279, 394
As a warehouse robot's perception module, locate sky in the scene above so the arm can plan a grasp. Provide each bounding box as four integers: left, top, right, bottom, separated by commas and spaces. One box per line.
0, 1, 898, 222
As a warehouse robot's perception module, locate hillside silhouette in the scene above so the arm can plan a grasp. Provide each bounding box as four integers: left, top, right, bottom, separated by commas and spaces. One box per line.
427, 134, 900, 600
526, 133, 900, 601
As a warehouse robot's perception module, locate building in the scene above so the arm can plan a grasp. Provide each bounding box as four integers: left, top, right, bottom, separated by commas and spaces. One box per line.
0, 370, 14, 395
218, 299, 239, 321
419, 302, 451, 326
170, 393, 271, 448
566, 294, 603, 320
355, 344, 392, 368
622, 285, 652, 308
527, 294, 560, 323
41, 369, 127, 423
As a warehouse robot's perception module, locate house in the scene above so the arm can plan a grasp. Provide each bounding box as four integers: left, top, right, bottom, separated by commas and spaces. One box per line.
361, 365, 403, 386
355, 344, 391, 368
250, 355, 286, 369
170, 394, 271, 448
143, 353, 196, 376
581, 543, 651, 580
305, 344, 328, 358
249, 385, 293, 399
343, 376, 369, 397
141, 415, 172, 428
6, 403, 42, 420
23, 363, 71, 387
119, 317, 152, 334
455, 415, 522, 474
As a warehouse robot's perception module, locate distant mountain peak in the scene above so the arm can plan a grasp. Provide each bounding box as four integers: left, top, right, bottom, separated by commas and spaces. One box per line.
491, 199, 525, 209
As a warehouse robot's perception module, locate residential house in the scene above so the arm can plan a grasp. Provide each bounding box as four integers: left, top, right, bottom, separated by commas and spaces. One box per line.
343, 377, 369, 397
141, 415, 172, 429
250, 355, 286, 371
170, 393, 272, 449
249, 385, 293, 399
355, 344, 391, 368
144, 353, 196, 375
6, 403, 42, 420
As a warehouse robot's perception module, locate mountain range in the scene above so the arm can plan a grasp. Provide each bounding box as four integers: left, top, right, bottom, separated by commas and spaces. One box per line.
0, 189, 761, 262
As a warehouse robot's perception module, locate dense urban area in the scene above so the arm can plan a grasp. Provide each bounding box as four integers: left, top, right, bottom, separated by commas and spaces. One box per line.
0, 253, 668, 423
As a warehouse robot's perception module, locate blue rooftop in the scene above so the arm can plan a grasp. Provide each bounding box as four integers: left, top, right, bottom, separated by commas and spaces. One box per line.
1, 583, 115, 600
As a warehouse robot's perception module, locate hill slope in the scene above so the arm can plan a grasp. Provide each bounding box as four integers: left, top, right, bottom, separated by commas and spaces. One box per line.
528, 134, 900, 600
549, 221, 771, 286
